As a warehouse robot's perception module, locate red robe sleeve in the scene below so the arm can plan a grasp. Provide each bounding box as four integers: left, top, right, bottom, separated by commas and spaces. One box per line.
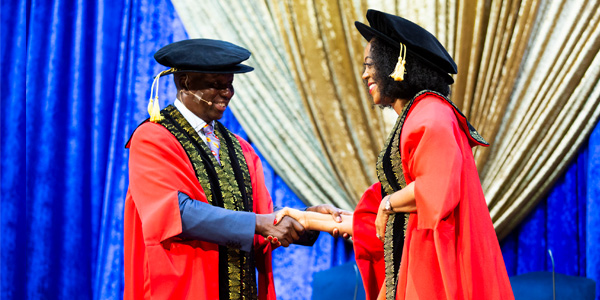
128, 122, 208, 244
237, 135, 276, 300
397, 97, 465, 299
353, 182, 386, 300
403, 98, 463, 230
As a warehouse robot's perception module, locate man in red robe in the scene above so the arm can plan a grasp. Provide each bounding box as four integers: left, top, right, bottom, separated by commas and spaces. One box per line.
124, 39, 343, 299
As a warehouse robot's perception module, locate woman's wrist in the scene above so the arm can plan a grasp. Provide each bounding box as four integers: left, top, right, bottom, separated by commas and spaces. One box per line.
383, 195, 394, 213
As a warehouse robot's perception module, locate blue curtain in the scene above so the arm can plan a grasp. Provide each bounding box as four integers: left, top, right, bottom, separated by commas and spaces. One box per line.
2, 0, 27, 299
3, 0, 597, 299
500, 123, 600, 299
6, 0, 351, 299
19, 0, 187, 298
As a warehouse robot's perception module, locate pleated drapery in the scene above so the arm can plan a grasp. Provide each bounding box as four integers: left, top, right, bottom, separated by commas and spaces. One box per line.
21, 0, 188, 298
5, 0, 600, 299
479, 0, 600, 238
170, 0, 392, 211
172, 0, 600, 238
501, 123, 600, 299
2, 0, 27, 299
6, 0, 351, 299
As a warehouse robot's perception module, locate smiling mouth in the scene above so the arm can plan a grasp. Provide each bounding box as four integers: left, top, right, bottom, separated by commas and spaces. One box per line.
368, 82, 377, 94
214, 102, 228, 110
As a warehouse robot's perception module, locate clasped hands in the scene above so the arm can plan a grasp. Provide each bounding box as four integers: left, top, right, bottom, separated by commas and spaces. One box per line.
255, 204, 352, 248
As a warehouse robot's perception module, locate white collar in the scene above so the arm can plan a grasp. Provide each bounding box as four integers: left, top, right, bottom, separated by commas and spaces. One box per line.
174, 99, 214, 134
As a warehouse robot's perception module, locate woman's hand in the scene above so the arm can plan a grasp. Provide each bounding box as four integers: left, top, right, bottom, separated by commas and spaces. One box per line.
272, 205, 353, 240
375, 195, 393, 243
306, 204, 353, 238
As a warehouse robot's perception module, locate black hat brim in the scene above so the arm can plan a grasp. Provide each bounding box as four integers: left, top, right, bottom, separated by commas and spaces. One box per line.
169, 64, 254, 75
355, 21, 397, 49
178, 64, 254, 74
156, 64, 254, 78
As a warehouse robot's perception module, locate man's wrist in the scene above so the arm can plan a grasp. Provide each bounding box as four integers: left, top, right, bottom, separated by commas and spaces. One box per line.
255, 213, 266, 234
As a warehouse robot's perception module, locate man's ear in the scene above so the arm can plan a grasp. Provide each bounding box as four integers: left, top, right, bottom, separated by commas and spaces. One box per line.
175, 73, 189, 90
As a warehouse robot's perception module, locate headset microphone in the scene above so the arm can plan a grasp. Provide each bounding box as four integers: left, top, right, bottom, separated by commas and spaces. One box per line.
186, 90, 213, 105
182, 76, 213, 105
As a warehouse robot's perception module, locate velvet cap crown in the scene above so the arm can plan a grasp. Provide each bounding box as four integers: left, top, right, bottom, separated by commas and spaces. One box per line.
154, 38, 254, 74
355, 9, 457, 83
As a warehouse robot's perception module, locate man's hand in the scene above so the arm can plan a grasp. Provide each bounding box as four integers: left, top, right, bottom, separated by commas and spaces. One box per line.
255, 213, 305, 247
306, 204, 353, 239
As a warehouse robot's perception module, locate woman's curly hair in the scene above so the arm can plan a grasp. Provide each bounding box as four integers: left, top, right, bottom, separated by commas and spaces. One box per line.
369, 37, 451, 106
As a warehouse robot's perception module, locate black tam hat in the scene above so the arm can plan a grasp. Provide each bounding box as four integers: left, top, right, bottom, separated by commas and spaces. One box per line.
355, 9, 457, 84
154, 38, 254, 75
146, 39, 253, 123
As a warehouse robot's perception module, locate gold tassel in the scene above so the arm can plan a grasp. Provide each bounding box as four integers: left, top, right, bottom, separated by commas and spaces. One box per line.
150, 97, 163, 122
147, 97, 155, 118
147, 68, 177, 122
389, 43, 407, 81
148, 76, 164, 122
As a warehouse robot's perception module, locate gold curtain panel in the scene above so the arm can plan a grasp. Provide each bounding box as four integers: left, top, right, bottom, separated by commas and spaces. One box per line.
171, 0, 600, 238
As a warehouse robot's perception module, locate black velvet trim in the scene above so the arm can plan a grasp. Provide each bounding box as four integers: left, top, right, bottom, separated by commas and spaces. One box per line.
216, 121, 249, 211
391, 214, 405, 279
218, 245, 230, 299
157, 106, 257, 298
124, 118, 149, 148
216, 121, 257, 298
162, 113, 224, 208
380, 185, 405, 286
382, 134, 402, 192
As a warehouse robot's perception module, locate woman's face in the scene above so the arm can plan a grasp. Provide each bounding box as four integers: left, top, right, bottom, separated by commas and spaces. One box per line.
361, 41, 382, 105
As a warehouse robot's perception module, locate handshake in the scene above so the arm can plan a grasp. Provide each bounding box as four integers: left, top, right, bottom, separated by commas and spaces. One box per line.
255, 204, 353, 247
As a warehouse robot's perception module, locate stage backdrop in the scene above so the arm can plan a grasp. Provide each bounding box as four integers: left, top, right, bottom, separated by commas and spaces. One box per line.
2, 0, 598, 299
9, 0, 351, 299
501, 124, 600, 293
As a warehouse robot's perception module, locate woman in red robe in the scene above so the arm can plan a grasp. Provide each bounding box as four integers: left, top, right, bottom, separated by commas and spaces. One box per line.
352, 10, 514, 300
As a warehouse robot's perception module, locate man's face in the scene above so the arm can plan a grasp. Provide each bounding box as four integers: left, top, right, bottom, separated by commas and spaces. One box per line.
180, 72, 235, 123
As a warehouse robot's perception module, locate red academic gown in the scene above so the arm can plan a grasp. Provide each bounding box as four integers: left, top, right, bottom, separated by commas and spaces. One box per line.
124, 122, 276, 300
354, 95, 514, 300
353, 181, 386, 300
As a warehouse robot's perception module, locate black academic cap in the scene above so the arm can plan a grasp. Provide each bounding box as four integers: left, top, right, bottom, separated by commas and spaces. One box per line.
355, 9, 457, 83
154, 38, 254, 74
